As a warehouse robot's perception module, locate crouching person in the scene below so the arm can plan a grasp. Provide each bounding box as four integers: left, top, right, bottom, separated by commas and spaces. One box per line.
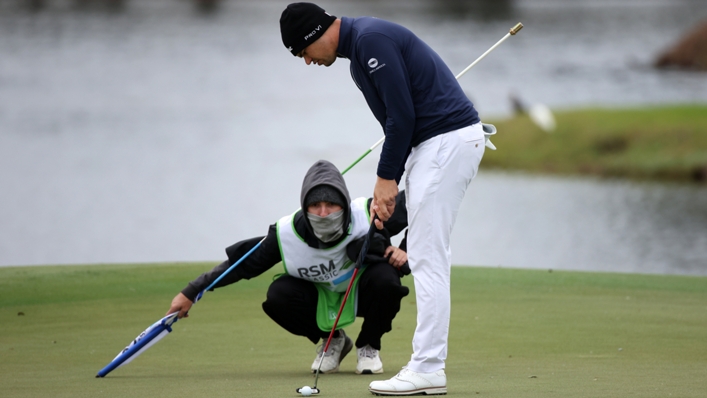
166, 160, 410, 374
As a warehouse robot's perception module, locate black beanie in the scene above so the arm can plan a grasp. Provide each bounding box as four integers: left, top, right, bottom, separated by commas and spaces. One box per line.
305, 185, 346, 209
280, 2, 336, 56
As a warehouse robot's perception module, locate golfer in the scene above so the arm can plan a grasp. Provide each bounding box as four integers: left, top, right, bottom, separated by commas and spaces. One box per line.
166, 160, 410, 376
280, 3, 487, 395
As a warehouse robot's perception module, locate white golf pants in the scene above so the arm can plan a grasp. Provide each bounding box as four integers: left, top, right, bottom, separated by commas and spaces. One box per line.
404, 123, 485, 373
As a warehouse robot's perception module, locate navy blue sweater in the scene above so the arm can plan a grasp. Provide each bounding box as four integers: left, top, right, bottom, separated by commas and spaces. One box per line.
337, 16, 480, 181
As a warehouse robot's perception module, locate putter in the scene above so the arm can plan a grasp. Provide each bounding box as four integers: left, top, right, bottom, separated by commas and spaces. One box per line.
296, 215, 379, 395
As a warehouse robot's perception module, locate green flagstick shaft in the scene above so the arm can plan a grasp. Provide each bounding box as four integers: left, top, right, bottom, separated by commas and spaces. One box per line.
340, 137, 385, 175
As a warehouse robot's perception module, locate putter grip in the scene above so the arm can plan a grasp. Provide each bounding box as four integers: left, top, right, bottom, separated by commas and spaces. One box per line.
510, 22, 523, 35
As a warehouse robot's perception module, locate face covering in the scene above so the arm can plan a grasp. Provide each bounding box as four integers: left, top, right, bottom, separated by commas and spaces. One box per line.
307, 209, 346, 242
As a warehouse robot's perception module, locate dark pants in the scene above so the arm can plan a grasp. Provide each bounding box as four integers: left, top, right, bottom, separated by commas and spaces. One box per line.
262, 261, 410, 350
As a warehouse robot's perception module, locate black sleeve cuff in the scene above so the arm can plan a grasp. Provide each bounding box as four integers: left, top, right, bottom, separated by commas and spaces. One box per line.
181, 283, 200, 302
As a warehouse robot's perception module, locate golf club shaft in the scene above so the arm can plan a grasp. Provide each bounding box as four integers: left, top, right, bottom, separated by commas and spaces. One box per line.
312, 265, 360, 388
313, 216, 379, 388
455, 22, 523, 80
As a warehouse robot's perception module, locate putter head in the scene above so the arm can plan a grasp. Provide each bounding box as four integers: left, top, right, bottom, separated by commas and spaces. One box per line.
295, 387, 321, 395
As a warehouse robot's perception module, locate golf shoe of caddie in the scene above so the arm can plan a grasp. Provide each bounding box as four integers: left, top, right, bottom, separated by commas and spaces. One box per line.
369, 368, 447, 396
311, 330, 353, 374
355, 345, 384, 374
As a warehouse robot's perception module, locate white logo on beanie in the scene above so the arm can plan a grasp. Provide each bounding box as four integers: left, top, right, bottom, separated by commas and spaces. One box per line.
304, 25, 322, 41
368, 58, 378, 68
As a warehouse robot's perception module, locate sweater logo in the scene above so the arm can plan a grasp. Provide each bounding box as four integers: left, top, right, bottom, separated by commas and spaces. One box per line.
368, 58, 386, 74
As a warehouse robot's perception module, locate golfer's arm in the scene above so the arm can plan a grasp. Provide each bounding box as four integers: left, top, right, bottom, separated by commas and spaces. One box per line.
360, 35, 415, 181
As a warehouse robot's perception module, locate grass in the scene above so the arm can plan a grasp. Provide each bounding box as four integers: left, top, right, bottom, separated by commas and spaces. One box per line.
1, 263, 706, 397
484, 104, 707, 182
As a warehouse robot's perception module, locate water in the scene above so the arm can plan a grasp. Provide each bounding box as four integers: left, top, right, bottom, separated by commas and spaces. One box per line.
458, 173, 707, 276
1, 0, 707, 275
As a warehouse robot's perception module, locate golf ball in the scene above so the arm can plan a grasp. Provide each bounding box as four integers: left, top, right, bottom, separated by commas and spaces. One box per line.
300, 386, 312, 396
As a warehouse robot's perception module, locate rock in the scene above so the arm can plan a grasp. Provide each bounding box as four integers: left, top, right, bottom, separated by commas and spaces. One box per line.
655, 19, 707, 71
691, 164, 707, 182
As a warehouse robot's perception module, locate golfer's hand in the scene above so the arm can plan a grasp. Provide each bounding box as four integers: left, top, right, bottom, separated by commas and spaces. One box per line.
167, 293, 193, 319
373, 177, 398, 224
384, 246, 407, 268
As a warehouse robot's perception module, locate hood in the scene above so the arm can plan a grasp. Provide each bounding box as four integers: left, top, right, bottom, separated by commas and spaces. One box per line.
300, 160, 352, 243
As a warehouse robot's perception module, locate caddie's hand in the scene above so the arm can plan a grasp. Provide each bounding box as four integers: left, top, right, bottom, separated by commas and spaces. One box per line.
384, 246, 407, 268
373, 177, 398, 223
167, 292, 193, 319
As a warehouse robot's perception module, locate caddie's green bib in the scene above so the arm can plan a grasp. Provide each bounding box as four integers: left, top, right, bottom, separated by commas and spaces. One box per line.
276, 197, 370, 331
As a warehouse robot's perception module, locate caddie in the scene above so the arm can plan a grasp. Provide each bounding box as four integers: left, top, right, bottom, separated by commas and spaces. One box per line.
166, 159, 411, 375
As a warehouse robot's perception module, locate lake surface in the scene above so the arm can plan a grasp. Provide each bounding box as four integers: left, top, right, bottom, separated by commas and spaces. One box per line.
1, 0, 707, 275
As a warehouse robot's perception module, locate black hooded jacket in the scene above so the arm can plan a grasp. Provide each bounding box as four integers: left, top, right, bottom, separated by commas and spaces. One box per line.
180, 160, 408, 302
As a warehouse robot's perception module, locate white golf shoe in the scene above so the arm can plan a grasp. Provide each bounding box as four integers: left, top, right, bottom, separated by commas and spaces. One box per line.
355, 345, 384, 374
310, 329, 353, 374
369, 368, 447, 396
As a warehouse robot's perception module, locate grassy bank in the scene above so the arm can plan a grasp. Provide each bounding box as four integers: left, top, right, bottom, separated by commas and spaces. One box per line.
1, 263, 706, 397
485, 104, 707, 182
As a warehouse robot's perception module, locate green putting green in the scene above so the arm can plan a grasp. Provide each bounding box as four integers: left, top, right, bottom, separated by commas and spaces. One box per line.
1, 263, 705, 397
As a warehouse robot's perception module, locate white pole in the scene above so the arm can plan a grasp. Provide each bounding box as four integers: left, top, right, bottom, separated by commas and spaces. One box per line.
455, 22, 524, 80
352, 22, 524, 165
